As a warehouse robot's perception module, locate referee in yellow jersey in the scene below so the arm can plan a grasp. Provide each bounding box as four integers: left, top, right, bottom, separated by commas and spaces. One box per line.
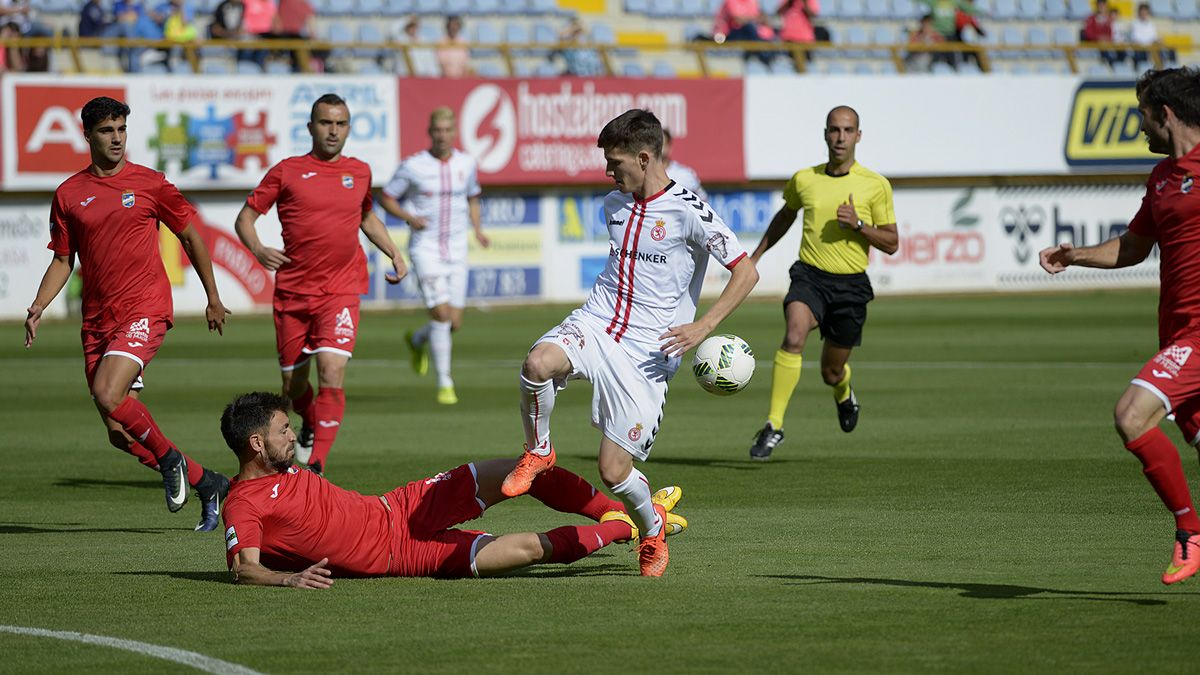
747, 106, 899, 461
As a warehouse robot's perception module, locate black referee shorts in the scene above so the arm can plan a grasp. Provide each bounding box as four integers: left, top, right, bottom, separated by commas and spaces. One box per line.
783, 261, 874, 347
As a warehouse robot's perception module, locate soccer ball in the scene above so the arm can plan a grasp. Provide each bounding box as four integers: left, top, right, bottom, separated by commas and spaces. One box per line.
692, 334, 755, 396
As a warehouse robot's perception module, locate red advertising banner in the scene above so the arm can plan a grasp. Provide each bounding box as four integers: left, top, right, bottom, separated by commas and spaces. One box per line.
397, 78, 745, 185
13, 83, 126, 174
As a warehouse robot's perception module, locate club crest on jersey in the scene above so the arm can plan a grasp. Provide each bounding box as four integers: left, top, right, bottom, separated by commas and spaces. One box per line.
705, 232, 729, 257
651, 219, 667, 241
126, 317, 150, 341
628, 423, 643, 442
334, 307, 355, 337
341, 175, 354, 189
1183, 175, 1195, 194
121, 191, 135, 208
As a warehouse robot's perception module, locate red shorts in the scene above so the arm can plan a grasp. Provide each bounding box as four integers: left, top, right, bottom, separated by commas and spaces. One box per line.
81, 316, 170, 388
383, 464, 487, 578
273, 291, 360, 370
1132, 336, 1200, 443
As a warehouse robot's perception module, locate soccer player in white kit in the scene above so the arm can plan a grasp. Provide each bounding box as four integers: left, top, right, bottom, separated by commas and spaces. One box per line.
499, 110, 759, 576
378, 107, 489, 405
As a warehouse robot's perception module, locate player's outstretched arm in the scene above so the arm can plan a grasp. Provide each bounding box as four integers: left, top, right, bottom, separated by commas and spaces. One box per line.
231, 548, 334, 589
751, 205, 799, 263
360, 211, 408, 284
1039, 230, 1155, 274
24, 254, 73, 348
660, 256, 760, 357
234, 203, 291, 271
176, 224, 231, 335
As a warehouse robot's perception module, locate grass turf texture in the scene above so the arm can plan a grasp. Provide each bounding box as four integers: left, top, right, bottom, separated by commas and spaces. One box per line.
1, 290, 1196, 673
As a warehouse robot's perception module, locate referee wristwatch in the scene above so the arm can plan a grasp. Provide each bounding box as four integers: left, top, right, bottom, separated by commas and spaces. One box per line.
854, 219, 865, 232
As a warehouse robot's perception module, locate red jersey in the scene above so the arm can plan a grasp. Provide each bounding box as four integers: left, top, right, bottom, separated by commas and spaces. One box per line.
223, 466, 391, 576
246, 153, 373, 296
48, 162, 195, 331
1129, 144, 1200, 346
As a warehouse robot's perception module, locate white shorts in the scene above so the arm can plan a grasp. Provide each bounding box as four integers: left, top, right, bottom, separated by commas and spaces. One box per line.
534, 309, 680, 461
411, 254, 467, 309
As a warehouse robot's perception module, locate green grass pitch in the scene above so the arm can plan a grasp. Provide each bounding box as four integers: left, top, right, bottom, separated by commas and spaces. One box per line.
1, 290, 1196, 673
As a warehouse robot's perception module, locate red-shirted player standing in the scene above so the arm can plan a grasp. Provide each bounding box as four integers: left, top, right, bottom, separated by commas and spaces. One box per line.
1041, 68, 1200, 585
235, 94, 406, 475
24, 97, 232, 531
218, 391, 688, 586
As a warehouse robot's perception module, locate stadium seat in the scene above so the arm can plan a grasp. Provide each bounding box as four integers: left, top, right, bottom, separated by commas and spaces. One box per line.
1017, 0, 1043, 18
1067, 0, 1091, 19
864, 0, 890, 18
1042, 0, 1067, 18
357, 0, 385, 15
1177, 0, 1199, 19
991, 0, 1018, 20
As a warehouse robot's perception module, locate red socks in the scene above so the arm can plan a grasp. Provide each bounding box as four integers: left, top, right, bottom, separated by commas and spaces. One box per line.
310, 387, 345, 468
292, 382, 315, 427
529, 466, 624, 521
109, 396, 206, 485
544, 521, 630, 564
1126, 428, 1200, 533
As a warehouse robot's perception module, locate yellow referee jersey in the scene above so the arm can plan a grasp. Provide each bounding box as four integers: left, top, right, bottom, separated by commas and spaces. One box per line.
782, 161, 896, 275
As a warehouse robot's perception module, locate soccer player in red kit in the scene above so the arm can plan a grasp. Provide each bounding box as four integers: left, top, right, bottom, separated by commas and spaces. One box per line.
24, 96, 232, 531
1041, 68, 1200, 584
235, 93, 406, 475
218, 392, 688, 586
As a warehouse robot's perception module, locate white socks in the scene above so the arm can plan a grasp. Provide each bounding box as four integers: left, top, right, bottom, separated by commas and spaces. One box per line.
610, 467, 662, 538
519, 373, 555, 456
430, 320, 452, 388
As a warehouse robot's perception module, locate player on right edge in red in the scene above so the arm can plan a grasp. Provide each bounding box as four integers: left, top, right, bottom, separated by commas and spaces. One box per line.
1041, 68, 1200, 584
25, 96, 231, 531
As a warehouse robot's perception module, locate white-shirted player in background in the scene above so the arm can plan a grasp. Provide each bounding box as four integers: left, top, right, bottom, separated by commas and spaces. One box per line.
498, 110, 759, 576
378, 107, 489, 405
662, 127, 707, 202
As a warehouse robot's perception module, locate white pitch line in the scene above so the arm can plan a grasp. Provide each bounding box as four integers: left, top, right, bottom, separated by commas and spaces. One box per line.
0, 625, 265, 675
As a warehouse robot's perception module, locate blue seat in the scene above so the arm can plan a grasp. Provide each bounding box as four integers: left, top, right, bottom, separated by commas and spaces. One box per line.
992, 0, 1017, 19
1043, 0, 1067, 19
1017, 0, 1043, 18
864, 0, 889, 18
1067, 0, 1091, 19
1176, 0, 1199, 19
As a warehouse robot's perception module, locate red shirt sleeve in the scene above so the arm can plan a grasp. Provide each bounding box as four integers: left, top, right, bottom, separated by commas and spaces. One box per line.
1128, 178, 1156, 238
246, 162, 284, 215
47, 192, 73, 256
360, 166, 374, 215
223, 498, 264, 569
156, 176, 197, 235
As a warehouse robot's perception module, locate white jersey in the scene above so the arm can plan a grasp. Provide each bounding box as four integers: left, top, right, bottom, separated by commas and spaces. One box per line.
383, 149, 481, 264
579, 181, 747, 347
667, 161, 707, 202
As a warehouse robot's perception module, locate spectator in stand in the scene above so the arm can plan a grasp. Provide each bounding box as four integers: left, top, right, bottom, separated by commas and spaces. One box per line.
79, 0, 112, 38
395, 15, 439, 77
906, 14, 946, 72
1082, 0, 1120, 66
271, 0, 319, 72
1128, 2, 1164, 72
554, 16, 604, 77
437, 15, 471, 78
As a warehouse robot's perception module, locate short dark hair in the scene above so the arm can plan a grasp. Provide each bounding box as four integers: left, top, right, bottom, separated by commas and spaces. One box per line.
597, 109, 663, 158
1136, 67, 1200, 128
81, 97, 130, 133
220, 392, 290, 457
310, 93, 348, 122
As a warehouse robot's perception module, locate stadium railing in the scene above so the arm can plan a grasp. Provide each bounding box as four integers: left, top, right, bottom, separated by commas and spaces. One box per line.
0, 35, 1183, 75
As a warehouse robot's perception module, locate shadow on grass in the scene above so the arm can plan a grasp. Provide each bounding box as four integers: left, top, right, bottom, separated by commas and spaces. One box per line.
114, 570, 231, 584
563, 453, 790, 469
54, 478, 161, 490
0, 522, 176, 535
758, 574, 1193, 606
